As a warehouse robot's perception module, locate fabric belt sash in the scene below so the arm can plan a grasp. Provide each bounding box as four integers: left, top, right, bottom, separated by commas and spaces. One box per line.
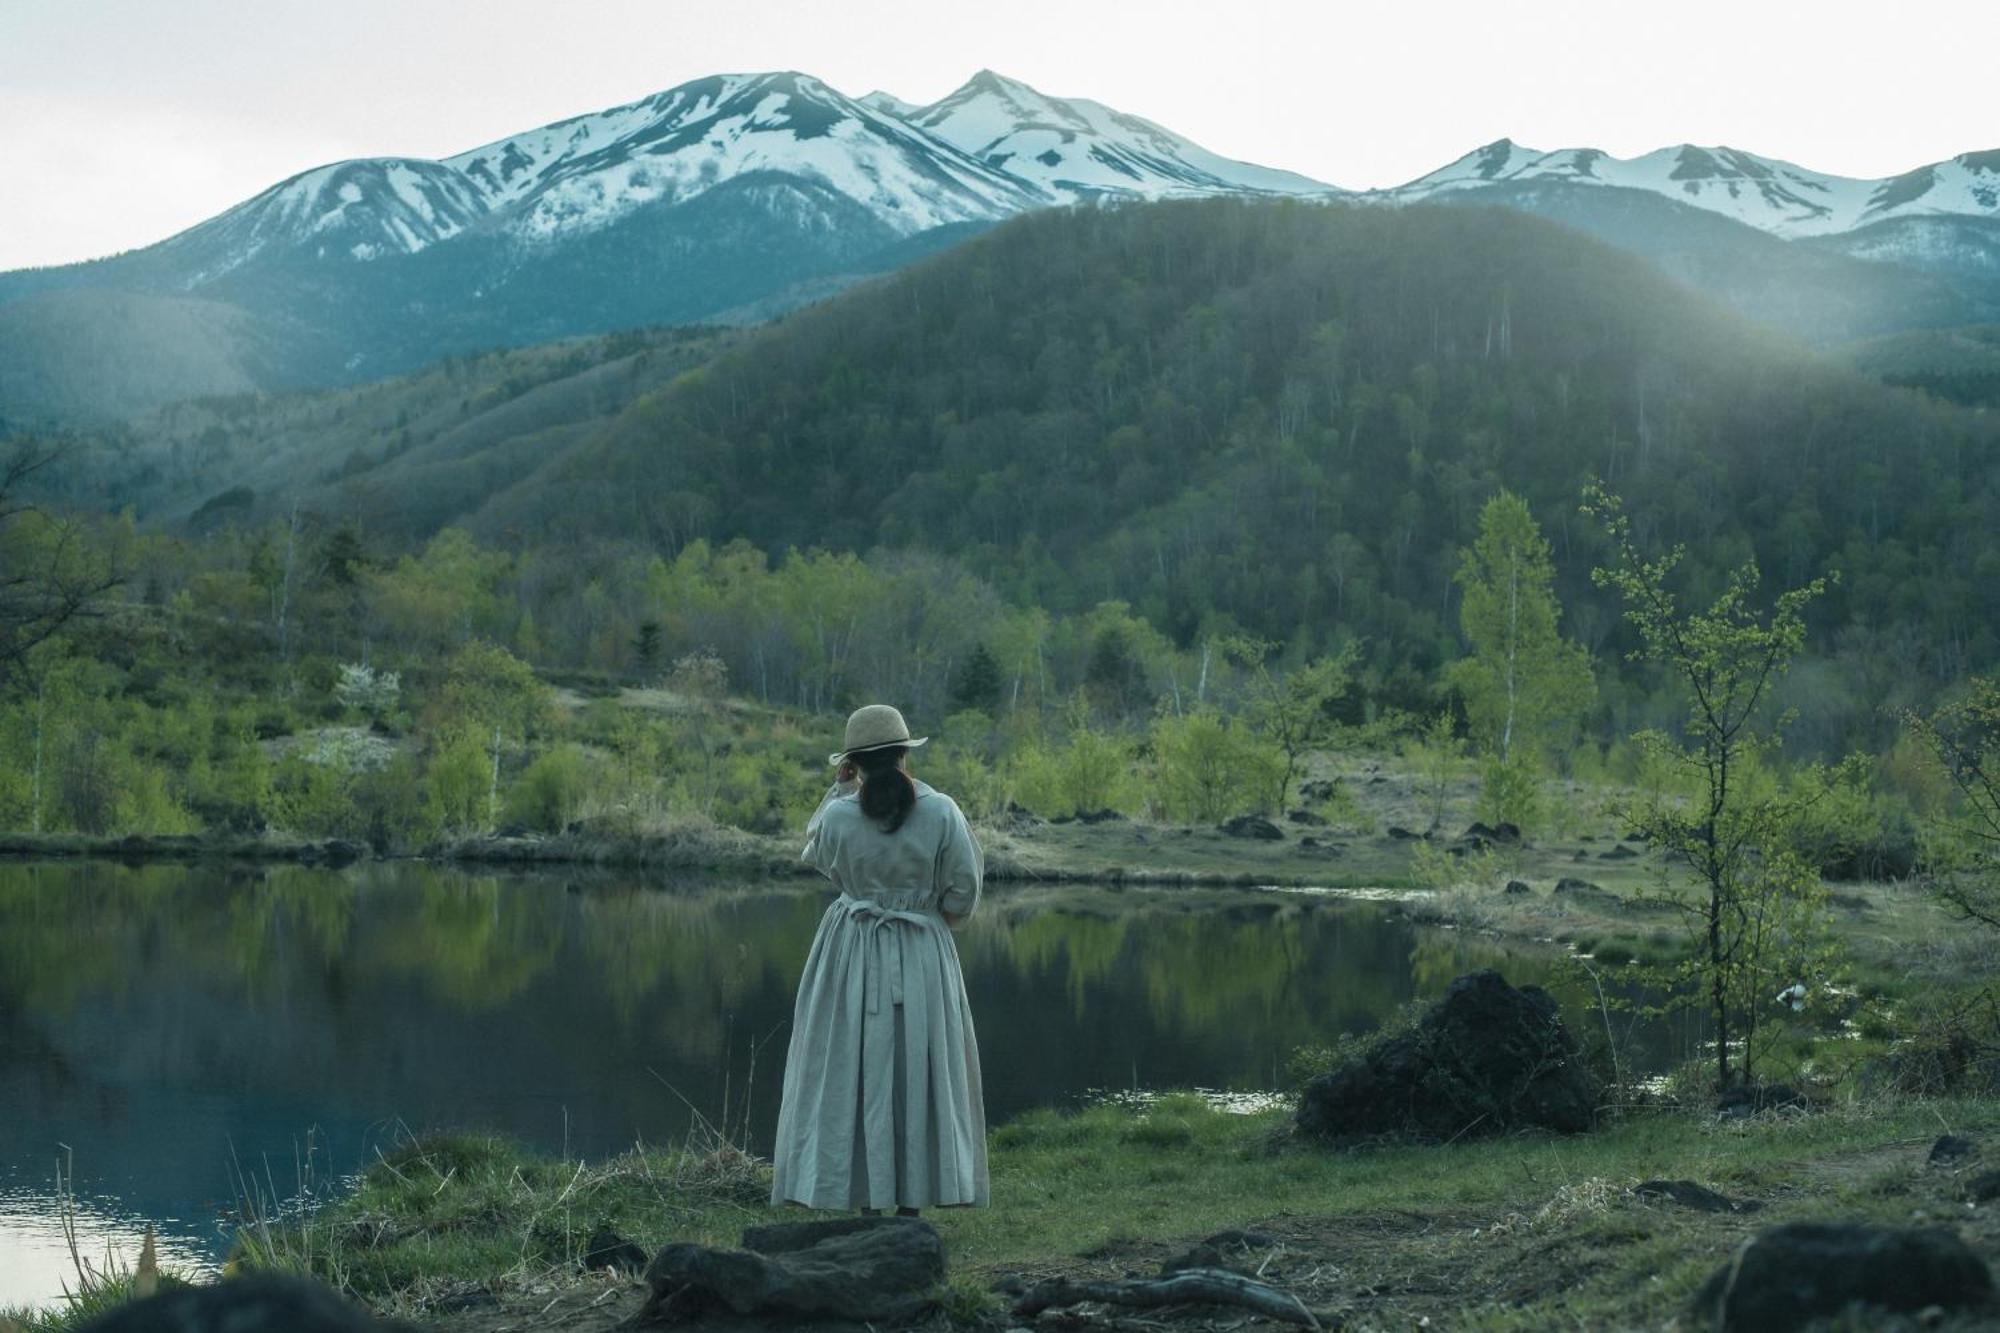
836, 893, 937, 1014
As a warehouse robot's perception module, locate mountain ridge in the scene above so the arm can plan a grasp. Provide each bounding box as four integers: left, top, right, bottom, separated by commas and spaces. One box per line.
3, 67, 1998, 427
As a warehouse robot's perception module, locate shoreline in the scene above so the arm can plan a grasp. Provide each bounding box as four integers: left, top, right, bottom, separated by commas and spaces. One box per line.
0, 825, 1418, 890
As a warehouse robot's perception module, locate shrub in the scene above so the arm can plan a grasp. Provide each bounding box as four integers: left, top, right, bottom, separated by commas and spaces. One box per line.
504, 743, 595, 832
1150, 708, 1283, 822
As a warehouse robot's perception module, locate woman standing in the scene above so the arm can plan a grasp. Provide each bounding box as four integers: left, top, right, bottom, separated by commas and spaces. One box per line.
769, 704, 989, 1215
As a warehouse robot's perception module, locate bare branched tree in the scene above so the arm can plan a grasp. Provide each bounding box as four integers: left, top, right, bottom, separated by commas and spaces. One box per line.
0, 442, 121, 687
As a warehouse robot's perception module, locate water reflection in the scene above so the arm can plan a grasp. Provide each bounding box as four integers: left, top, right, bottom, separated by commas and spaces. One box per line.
0, 861, 1685, 1306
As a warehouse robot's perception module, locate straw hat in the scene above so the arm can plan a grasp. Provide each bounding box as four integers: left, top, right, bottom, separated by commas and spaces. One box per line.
828, 704, 929, 765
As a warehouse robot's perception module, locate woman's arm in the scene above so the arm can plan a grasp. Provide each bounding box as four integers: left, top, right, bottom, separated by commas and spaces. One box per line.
936, 796, 984, 929
802, 762, 860, 881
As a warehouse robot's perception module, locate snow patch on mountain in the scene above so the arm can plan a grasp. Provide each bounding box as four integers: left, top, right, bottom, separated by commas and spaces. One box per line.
152, 158, 490, 282
1392, 139, 2000, 239
466, 72, 1041, 242
905, 70, 1337, 203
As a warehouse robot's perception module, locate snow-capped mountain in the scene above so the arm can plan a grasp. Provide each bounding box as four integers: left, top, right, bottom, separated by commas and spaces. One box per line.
3, 64, 1998, 428
145, 71, 1041, 286
892, 70, 1336, 203
1389, 139, 2000, 240
444, 71, 1043, 240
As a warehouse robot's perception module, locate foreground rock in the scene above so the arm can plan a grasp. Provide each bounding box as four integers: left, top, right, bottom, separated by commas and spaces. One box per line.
637, 1216, 944, 1326
1632, 1179, 1759, 1213
76, 1274, 407, 1332
1296, 969, 1595, 1144
1690, 1222, 1993, 1330
1930, 1134, 1980, 1166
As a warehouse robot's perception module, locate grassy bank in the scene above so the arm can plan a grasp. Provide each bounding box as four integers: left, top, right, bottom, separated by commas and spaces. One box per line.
178, 1093, 2000, 1331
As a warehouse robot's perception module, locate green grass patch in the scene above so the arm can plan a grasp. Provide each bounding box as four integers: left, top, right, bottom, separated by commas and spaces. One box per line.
216, 1092, 2000, 1329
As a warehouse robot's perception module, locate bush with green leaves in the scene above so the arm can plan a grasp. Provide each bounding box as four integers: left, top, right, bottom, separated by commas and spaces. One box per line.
503, 743, 597, 833
1149, 706, 1284, 823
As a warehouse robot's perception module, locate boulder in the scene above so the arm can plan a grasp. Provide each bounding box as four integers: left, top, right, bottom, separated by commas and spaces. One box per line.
583, 1225, 649, 1276
1287, 809, 1329, 826
1597, 843, 1640, 861
1689, 1223, 1992, 1330
1219, 815, 1283, 841
1298, 779, 1336, 802
1930, 1134, 1980, 1167
1503, 880, 1533, 896
1964, 1170, 2000, 1204
1296, 970, 1595, 1145
75, 1274, 408, 1332
1553, 878, 1621, 910
1462, 821, 1522, 846
638, 1216, 945, 1325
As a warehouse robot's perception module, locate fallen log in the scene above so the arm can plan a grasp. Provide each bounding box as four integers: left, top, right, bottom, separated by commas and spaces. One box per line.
1013, 1267, 1325, 1329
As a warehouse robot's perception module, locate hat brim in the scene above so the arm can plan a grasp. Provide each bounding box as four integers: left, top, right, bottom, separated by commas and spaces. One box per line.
828, 736, 929, 766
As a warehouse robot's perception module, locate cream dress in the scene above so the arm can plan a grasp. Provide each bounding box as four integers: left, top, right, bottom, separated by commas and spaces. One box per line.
768, 778, 989, 1211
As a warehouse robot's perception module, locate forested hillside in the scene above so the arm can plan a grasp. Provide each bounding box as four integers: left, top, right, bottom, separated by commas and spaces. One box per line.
468, 200, 1999, 708
20, 198, 2000, 754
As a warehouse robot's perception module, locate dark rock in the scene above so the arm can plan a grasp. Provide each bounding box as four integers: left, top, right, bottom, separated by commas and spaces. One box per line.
1462, 822, 1522, 846
1219, 815, 1284, 841
1491, 822, 1523, 844
583, 1226, 648, 1276
1287, 809, 1329, 826
1553, 878, 1621, 910
1633, 1179, 1760, 1213
1296, 970, 1595, 1145
738, 1215, 905, 1255
1298, 780, 1336, 802
1074, 808, 1126, 824
1598, 843, 1640, 861
640, 1217, 944, 1324
1160, 1243, 1235, 1275
75, 1274, 408, 1331
1387, 825, 1422, 841
1689, 1223, 1992, 1330
1503, 880, 1533, 896
1716, 1083, 1808, 1118
1964, 1170, 2000, 1204
1930, 1135, 1980, 1167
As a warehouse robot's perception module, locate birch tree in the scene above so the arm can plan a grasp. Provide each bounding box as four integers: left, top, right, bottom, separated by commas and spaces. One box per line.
1451, 491, 1593, 826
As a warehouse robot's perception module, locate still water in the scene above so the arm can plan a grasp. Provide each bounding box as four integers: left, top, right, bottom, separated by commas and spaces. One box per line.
0, 860, 1683, 1306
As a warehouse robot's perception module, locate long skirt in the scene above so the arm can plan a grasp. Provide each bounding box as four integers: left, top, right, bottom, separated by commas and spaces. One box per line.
768, 893, 989, 1210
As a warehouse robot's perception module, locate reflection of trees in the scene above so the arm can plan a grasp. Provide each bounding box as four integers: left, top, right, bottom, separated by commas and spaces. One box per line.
571, 887, 825, 1060
0, 864, 1642, 1120
356, 873, 564, 1011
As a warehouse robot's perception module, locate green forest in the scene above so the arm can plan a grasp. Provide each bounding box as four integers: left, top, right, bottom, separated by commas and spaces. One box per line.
5, 200, 1995, 857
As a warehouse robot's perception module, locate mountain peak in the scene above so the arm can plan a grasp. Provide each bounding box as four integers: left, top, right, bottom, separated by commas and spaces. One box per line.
910, 69, 1336, 203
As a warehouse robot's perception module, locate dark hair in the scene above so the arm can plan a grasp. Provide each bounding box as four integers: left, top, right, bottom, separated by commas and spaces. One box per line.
855, 746, 915, 833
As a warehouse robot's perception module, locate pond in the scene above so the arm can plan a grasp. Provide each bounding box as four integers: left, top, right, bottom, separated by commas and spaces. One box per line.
0, 859, 1690, 1307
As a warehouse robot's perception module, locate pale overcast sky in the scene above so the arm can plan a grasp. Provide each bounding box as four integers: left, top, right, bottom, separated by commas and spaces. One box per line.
3, 0, 1996, 270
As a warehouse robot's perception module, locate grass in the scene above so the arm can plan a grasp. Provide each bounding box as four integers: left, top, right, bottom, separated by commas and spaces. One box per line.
195, 1090, 2000, 1330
